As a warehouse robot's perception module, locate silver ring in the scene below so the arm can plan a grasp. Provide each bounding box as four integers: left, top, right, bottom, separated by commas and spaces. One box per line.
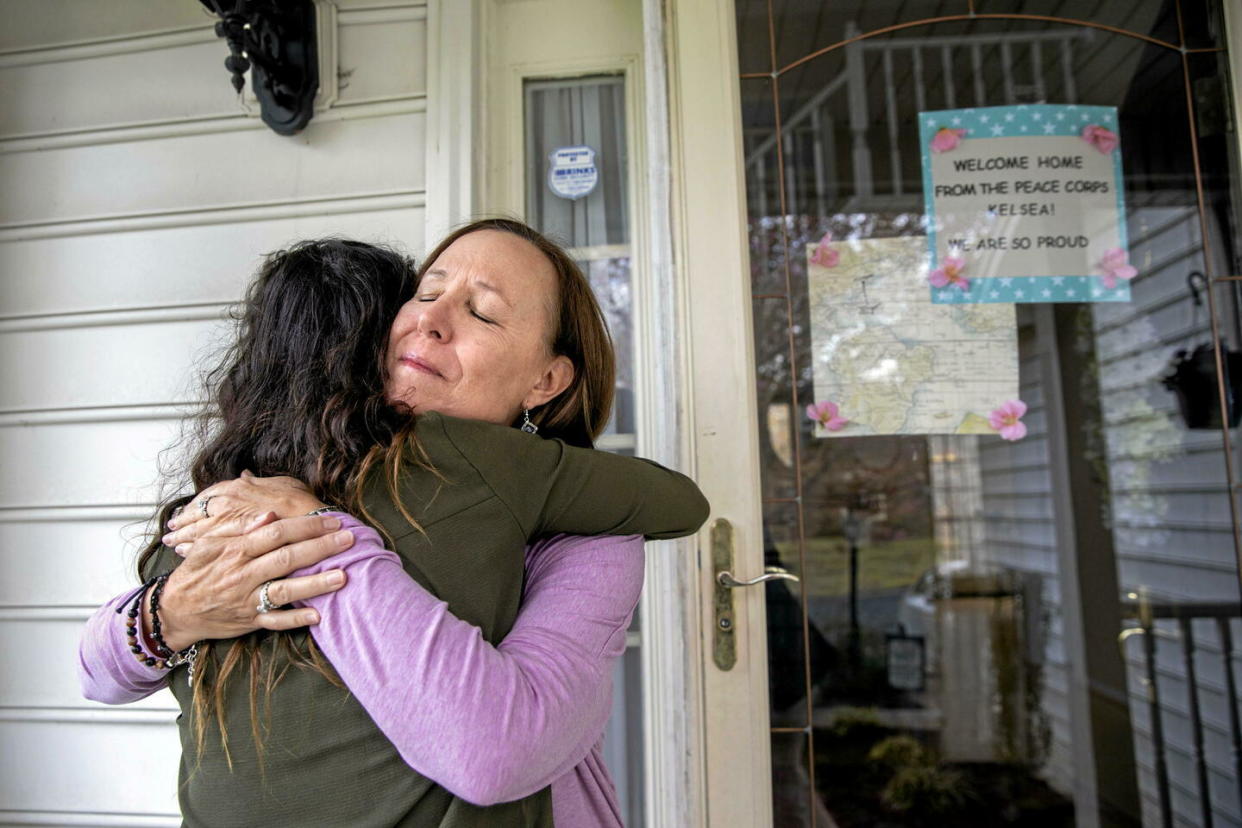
256, 580, 278, 614
198, 495, 216, 518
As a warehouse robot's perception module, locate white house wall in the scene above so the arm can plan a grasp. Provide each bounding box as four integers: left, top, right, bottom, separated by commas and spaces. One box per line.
0, 2, 430, 824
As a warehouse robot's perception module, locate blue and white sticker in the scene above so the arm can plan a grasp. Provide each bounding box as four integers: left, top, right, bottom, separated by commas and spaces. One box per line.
548, 145, 599, 200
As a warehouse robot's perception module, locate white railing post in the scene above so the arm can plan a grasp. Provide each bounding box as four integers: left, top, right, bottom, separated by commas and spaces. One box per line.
845, 21, 873, 199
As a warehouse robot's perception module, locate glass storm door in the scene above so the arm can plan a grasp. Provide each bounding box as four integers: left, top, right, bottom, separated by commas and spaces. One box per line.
685, 1, 1242, 826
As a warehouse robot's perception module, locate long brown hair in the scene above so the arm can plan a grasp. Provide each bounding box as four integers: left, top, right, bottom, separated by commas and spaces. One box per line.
417, 218, 616, 447
136, 239, 425, 769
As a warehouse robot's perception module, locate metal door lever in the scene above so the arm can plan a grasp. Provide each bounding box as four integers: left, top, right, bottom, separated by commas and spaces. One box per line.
710, 519, 802, 671
717, 567, 800, 588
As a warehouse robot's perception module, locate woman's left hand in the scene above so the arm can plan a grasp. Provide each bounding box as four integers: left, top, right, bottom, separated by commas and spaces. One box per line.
163, 472, 327, 550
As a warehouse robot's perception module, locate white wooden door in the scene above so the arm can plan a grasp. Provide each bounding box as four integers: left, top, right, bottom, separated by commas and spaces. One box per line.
664, 0, 777, 825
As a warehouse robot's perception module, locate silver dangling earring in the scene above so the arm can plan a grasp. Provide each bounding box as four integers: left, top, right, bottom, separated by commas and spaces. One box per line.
521, 409, 539, 434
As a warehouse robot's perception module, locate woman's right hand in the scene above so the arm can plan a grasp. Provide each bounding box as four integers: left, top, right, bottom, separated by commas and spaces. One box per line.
151, 513, 357, 652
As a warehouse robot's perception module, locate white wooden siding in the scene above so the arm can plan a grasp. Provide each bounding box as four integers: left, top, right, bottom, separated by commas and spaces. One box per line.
0, 2, 429, 824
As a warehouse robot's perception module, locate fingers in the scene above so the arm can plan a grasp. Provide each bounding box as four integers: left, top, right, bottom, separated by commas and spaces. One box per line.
256, 570, 347, 609
166, 479, 235, 531
245, 526, 356, 583
250, 570, 349, 631
170, 511, 277, 558
253, 606, 322, 632
238, 514, 345, 560
243, 510, 280, 533
163, 506, 276, 549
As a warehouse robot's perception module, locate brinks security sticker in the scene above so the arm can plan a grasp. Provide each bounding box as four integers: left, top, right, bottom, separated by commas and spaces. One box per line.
548, 145, 599, 200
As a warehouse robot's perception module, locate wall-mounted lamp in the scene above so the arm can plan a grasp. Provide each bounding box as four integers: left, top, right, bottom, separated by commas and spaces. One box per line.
199, 0, 319, 135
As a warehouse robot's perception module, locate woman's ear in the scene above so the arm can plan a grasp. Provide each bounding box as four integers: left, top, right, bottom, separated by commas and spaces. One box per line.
523, 355, 574, 410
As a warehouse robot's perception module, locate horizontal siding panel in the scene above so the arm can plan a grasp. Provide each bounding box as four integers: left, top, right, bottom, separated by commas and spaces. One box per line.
978, 433, 1053, 469
1109, 453, 1229, 490
0, 205, 425, 319
0, 111, 425, 227
0, 12, 428, 140
0, 810, 177, 827
975, 494, 1053, 520
977, 466, 1053, 493
0, 420, 180, 508
0, 720, 180, 814
0, 318, 232, 412
336, 12, 427, 105
0, 1, 207, 53
1117, 556, 1241, 601
0, 617, 175, 711
1097, 297, 1205, 366
0, 518, 151, 605
1112, 490, 1236, 529
988, 548, 1057, 579
982, 520, 1057, 549
0, 36, 232, 139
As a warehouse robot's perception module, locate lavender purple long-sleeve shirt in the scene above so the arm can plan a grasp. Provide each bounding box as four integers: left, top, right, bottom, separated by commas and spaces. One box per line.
78, 521, 644, 827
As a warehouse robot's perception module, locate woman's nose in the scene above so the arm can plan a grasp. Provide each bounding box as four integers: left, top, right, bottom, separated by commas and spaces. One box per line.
414, 301, 450, 341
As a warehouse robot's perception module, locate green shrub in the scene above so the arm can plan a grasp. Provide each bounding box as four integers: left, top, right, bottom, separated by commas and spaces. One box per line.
867, 735, 928, 771
881, 764, 975, 816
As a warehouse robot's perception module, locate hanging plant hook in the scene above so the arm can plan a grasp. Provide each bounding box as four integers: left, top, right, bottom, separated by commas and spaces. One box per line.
1187, 270, 1208, 307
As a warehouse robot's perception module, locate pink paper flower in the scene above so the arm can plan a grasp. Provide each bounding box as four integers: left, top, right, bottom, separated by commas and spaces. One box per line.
1096, 247, 1137, 289
806, 401, 848, 432
928, 256, 969, 291
809, 232, 840, 268
930, 127, 967, 153
989, 400, 1028, 441
1081, 124, 1119, 154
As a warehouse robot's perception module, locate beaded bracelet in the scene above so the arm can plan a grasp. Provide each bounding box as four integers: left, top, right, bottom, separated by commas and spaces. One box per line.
117, 575, 199, 685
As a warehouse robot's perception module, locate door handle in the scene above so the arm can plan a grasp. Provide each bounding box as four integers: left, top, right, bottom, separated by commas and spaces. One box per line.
717, 567, 800, 588
710, 519, 800, 670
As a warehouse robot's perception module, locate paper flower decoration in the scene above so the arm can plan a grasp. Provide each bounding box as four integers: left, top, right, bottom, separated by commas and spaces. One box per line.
989, 400, 1028, 441
1081, 124, 1119, 154
809, 232, 840, 268
930, 127, 967, 153
1096, 247, 1137, 289
806, 401, 848, 432
928, 256, 969, 291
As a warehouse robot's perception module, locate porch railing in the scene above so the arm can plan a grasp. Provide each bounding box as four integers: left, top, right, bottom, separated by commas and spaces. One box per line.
744, 24, 1094, 215
1120, 595, 1242, 828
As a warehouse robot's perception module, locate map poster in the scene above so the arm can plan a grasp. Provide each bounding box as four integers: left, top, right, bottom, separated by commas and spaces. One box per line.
919, 104, 1132, 304
807, 236, 1019, 438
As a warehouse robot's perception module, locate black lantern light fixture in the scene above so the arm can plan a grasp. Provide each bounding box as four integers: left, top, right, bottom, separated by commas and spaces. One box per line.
199, 0, 319, 135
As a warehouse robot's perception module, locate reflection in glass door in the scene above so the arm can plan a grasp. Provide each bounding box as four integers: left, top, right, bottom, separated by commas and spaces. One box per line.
733, 2, 1242, 825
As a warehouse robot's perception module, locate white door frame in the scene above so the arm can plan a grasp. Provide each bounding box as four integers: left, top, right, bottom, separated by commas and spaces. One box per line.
664, 0, 775, 825
424, 2, 718, 825
423, 0, 481, 243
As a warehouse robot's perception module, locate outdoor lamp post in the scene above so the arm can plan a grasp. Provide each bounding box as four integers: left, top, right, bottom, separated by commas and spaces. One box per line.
198, 0, 320, 135
842, 504, 864, 669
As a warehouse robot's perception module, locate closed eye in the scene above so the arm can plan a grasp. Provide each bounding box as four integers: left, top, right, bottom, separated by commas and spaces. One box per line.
470, 307, 496, 324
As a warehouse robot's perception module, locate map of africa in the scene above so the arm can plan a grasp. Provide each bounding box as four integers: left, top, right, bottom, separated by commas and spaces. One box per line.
807, 236, 1018, 437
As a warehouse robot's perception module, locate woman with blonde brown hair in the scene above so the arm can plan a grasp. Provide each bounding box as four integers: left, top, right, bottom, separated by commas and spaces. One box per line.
80, 220, 707, 826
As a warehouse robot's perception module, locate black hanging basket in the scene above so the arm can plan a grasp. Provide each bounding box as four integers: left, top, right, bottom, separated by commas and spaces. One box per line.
1163, 343, 1242, 430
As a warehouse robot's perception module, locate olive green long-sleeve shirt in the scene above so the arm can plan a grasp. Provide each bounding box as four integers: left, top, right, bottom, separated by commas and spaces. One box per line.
146, 412, 709, 827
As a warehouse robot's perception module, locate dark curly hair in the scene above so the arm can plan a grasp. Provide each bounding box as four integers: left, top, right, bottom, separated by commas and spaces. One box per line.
136, 238, 424, 767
